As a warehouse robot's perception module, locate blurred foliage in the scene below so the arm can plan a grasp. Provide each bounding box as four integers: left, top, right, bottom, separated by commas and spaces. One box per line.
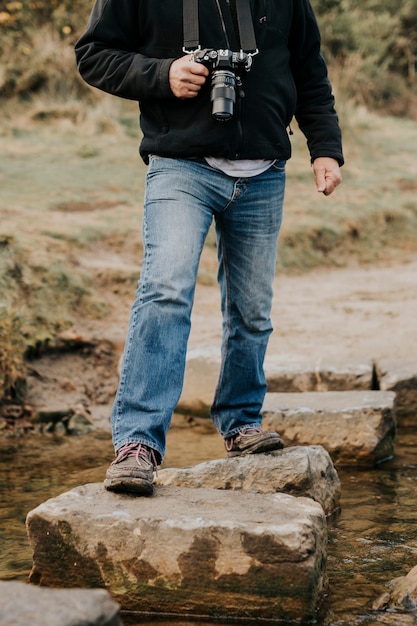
0, 0, 88, 35
0, 307, 26, 403
0, 0, 416, 114
313, 0, 417, 115
0, 0, 95, 100
0, 0, 417, 115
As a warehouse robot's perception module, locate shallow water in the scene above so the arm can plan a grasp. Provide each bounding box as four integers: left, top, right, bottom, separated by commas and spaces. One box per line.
1, 418, 417, 625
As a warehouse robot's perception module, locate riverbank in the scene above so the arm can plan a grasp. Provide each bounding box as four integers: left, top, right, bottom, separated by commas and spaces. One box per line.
1, 100, 417, 370
2, 100, 416, 424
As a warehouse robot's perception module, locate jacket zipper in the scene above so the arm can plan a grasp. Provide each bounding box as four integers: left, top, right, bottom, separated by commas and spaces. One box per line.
215, 0, 232, 48
234, 76, 245, 157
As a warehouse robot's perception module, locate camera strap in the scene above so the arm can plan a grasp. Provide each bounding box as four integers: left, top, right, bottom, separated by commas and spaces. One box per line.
183, 0, 258, 54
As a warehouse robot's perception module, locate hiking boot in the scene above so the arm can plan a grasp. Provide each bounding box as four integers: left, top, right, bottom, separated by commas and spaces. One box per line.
104, 443, 157, 495
225, 426, 284, 457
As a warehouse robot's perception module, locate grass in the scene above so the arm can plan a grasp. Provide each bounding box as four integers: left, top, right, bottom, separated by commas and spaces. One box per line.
0, 95, 417, 401
281, 106, 417, 270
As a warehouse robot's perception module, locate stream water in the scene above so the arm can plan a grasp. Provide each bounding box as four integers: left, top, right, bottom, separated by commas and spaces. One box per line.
1, 413, 417, 626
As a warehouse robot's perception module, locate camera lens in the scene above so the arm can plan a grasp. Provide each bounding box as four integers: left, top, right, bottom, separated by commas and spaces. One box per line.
210, 70, 236, 121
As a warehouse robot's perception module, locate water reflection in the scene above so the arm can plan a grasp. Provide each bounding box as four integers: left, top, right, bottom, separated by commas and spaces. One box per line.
324, 426, 417, 625
0, 432, 114, 581
1, 422, 417, 625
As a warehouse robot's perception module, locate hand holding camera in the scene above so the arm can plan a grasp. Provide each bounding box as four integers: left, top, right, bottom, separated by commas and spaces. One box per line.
169, 55, 209, 100
193, 48, 252, 121
170, 48, 253, 121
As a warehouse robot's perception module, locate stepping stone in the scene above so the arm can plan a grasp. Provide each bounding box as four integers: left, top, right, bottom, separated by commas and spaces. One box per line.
26, 483, 327, 623
264, 357, 375, 392
156, 445, 340, 516
262, 390, 396, 466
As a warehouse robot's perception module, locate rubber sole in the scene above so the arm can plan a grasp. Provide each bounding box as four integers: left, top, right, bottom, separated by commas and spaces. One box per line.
226, 435, 284, 457
104, 477, 154, 496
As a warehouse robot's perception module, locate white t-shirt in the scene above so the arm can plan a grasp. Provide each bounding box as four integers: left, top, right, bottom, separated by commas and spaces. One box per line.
205, 157, 274, 177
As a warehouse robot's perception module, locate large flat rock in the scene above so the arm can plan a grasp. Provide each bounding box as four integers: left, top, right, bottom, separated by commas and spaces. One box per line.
26, 483, 327, 622
0, 581, 121, 626
156, 445, 340, 516
178, 348, 375, 416
262, 390, 396, 466
264, 356, 375, 393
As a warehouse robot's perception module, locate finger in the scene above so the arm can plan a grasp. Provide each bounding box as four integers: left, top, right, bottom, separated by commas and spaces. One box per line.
177, 82, 202, 99
315, 168, 326, 194
169, 56, 209, 98
322, 172, 342, 196
189, 62, 210, 78
184, 85, 201, 97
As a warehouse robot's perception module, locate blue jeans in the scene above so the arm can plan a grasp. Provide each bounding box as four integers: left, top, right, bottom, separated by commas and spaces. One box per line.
111, 156, 285, 462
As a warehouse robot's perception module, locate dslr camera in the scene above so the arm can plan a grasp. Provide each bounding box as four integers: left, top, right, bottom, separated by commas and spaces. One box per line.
193, 48, 253, 121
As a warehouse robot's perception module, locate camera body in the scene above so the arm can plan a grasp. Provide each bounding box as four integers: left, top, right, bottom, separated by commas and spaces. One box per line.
193, 48, 252, 121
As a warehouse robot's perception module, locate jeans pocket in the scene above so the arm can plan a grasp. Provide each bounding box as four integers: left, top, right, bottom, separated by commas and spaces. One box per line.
271, 159, 286, 172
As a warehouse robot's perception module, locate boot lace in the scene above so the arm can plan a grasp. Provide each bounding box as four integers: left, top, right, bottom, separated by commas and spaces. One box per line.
113, 443, 158, 471
225, 427, 263, 451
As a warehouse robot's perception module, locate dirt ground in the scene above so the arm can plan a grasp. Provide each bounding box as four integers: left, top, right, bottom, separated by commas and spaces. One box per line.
98, 246, 417, 367
73, 242, 417, 363
190, 254, 417, 367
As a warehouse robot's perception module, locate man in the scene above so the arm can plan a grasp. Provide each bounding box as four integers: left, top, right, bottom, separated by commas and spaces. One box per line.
75, 0, 343, 496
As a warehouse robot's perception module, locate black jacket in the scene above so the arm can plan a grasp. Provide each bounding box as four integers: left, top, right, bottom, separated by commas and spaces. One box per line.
75, 0, 343, 165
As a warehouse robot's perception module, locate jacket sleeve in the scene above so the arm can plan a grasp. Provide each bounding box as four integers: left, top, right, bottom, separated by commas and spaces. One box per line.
289, 0, 344, 165
74, 0, 174, 101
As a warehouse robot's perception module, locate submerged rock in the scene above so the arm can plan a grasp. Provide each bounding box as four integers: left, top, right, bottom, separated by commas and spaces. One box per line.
0, 581, 121, 626
26, 483, 327, 622
376, 359, 417, 425
373, 564, 417, 612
